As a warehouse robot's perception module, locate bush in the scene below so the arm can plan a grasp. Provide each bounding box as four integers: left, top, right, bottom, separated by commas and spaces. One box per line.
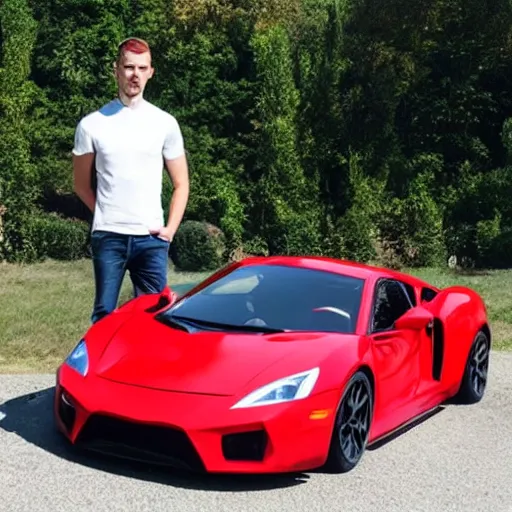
18, 212, 90, 262
335, 152, 384, 263
474, 212, 512, 268
173, 220, 227, 271
379, 168, 446, 268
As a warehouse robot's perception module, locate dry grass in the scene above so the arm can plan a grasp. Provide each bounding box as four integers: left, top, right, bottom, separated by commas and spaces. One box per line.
0, 259, 210, 373
409, 267, 512, 351
0, 260, 510, 373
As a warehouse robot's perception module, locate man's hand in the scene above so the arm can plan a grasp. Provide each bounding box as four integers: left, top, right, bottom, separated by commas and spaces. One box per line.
150, 225, 174, 242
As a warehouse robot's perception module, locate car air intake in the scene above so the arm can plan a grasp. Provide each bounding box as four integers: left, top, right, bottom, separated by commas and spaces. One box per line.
58, 389, 77, 433
222, 430, 268, 461
76, 414, 205, 472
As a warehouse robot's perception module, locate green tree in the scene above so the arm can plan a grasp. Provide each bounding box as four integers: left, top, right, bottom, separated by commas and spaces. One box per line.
28, 0, 130, 210
130, 0, 254, 250
0, 0, 39, 260
250, 22, 322, 255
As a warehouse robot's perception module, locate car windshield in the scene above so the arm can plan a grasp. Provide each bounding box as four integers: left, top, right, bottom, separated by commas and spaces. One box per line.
157, 264, 365, 334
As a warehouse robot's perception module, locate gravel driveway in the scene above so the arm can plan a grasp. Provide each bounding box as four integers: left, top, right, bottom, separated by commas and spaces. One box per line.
1, 352, 511, 512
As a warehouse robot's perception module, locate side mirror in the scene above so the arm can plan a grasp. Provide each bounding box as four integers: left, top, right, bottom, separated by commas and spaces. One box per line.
160, 285, 178, 305
145, 286, 178, 313
394, 306, 433, 330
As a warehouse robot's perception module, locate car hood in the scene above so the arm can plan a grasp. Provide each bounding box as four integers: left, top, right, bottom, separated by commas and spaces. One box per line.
93, 314, 340, 396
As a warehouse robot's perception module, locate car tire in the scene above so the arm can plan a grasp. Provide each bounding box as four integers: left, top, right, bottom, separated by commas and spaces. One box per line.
324, 370, 373, 474
453, 329, 490, 404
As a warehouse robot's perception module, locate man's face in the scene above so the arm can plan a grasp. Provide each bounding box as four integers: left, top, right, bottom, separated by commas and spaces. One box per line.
115, 50, 154, 98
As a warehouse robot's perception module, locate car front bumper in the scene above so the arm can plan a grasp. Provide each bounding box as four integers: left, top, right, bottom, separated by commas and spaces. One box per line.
54, 364, 340, 474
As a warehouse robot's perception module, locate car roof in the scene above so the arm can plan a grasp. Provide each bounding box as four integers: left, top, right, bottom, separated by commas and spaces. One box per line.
236, 255, 433, 288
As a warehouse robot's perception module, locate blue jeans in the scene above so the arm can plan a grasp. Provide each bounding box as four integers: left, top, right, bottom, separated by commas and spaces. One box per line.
90, 230, 170, 324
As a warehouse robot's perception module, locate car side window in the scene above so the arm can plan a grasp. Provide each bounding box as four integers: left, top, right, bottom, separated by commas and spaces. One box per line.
402, 282, 417, 306
371, 279, 414, 332
421, 287, 438, 303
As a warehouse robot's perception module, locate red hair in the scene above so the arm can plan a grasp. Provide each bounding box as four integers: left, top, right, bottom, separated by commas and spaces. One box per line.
117, 37, 151, 61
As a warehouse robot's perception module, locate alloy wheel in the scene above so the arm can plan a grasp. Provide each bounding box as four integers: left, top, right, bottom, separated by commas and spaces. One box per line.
338, 379, 371, 463
468, 333, 489, 398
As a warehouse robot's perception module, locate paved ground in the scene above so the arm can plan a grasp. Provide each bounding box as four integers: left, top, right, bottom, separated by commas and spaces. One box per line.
0, 352, 511, 512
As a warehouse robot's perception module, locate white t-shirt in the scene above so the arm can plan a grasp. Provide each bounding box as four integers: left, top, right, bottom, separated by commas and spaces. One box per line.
72, 98, 185, 235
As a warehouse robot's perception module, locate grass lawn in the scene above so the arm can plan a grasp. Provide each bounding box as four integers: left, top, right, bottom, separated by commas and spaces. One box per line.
409, 266, 512, 351
0, 259, 212, 373
0, 259, 510, 373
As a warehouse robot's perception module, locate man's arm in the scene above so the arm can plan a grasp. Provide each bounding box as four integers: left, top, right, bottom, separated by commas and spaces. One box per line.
72, 120, 96, 213
73, 153, 96, 213
160, 154, 189, 241
153, 115, 189, 242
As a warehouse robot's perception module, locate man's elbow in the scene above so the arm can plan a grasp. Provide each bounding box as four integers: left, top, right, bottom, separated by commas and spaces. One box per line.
173, 172, 190, 194
175, 181, 190, 201
73, 176, 85, 196
73, 177, 92, 200
177, 178, 189, 192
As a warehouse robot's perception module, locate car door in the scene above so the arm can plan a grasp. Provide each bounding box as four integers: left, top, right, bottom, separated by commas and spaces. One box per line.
369, 278, 422, 428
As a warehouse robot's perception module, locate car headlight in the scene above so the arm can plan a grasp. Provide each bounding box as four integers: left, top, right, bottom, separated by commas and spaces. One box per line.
231, 367, 320, 409
65, 339, 89, 376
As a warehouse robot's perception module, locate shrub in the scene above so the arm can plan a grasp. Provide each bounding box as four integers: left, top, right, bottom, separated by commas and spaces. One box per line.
336, 152, 384, 263
380, 168, 446, 268
474, 212, 512, 268
19, 212, 90, 262
173, 220, 227, 271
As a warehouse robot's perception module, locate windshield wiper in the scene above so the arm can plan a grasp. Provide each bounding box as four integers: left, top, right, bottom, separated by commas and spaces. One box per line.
167, 315, 286, 334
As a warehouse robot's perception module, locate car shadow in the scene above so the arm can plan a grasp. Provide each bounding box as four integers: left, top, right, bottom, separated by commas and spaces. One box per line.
0, 386, 455, 486
0, 387, 309, 491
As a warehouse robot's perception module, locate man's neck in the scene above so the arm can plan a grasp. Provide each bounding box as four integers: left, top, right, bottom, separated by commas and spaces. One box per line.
118, 91, 144, 109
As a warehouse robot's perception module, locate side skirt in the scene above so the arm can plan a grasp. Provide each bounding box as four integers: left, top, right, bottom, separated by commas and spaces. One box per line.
366, 405, 445, 451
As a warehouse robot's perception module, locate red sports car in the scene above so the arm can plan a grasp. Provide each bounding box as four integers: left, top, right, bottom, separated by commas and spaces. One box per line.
54, 256, 491, 474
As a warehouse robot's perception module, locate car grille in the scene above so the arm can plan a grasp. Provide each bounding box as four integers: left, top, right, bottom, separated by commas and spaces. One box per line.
76, 414, 205, 472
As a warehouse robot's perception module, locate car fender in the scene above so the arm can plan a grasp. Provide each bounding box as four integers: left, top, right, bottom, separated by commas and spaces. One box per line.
230, 334, 374, 426
67, 289, 174, 373
422, 285, 489, 388
312, 336, 375, 426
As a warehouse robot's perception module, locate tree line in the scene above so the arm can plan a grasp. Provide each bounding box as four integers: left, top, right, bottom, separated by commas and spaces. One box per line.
1, 0, 512, 269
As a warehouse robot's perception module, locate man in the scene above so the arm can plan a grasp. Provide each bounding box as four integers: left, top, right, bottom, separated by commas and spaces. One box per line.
72, 37, 189, 323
